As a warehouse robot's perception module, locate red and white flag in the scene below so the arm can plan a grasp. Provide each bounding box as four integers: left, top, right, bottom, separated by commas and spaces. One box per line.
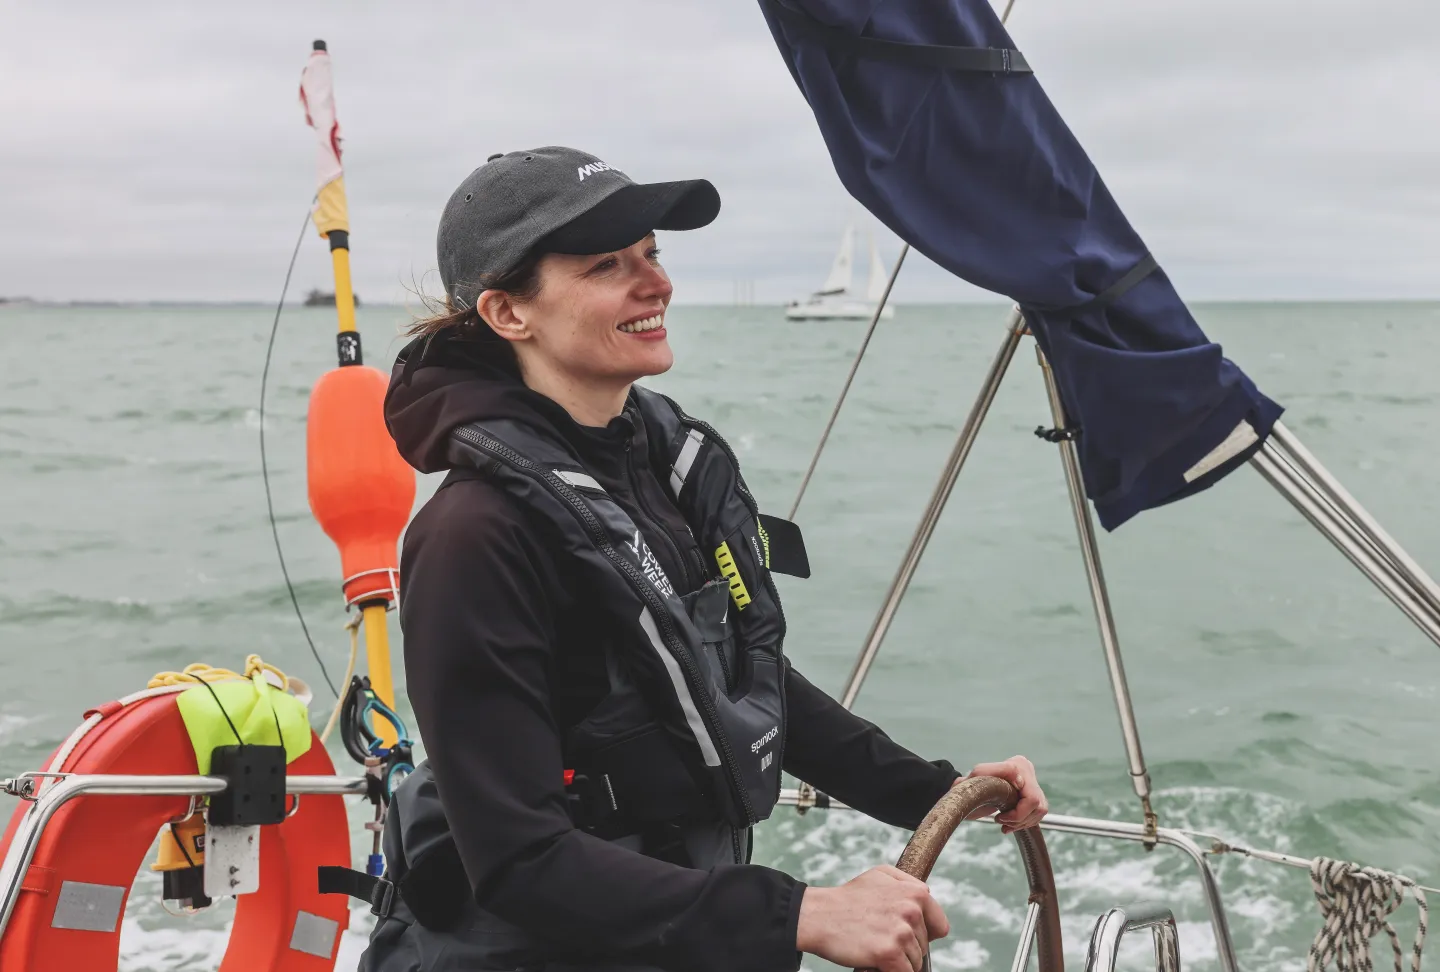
299, 45, 348, 237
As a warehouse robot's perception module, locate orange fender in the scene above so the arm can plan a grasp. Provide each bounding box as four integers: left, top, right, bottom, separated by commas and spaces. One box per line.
307, 364, 415, 607
0, 692, 351, 971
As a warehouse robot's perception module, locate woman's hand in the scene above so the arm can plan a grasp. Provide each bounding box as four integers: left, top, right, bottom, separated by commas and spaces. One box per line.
796, 865, 949, 972
960, 755, 1048, 834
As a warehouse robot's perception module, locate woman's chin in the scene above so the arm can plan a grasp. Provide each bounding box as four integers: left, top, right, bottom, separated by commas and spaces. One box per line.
623, 340, 675, 378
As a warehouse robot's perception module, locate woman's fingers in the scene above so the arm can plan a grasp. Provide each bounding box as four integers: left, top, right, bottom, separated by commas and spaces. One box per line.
899, 923, 927, 972
919, 885, 951, 940
971, 755, 1049, 832
796, 866, 951, 971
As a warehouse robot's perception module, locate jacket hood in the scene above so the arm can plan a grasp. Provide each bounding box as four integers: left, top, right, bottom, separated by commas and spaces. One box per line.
387, 330, 546, 473
385, 329, 635, 474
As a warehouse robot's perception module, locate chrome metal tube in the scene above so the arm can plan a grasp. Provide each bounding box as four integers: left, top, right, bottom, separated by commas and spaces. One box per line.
838, 308, 1027, 710
1084, 909, 1129, 972
1270, 421, 1440, 619
1084, 905, 1181, 972
788, 244, 910, 521
1035, 349, 1153, 809
1252, 444, 1440, 647
1041, 815, 1235, 972
1010, 899, 1042, 972
0, 773, 368, 939
285, 774, 372, 796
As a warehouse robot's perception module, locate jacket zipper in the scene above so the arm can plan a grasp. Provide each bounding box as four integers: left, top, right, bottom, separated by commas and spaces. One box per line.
657, 394, 790, 809
452, 425, 758, 827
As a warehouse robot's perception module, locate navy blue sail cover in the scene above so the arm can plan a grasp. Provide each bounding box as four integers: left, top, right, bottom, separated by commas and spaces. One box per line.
759, 0, 1283, 529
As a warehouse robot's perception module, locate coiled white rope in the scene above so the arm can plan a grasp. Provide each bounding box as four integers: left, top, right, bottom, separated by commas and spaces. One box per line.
1308, 857, 1428, 972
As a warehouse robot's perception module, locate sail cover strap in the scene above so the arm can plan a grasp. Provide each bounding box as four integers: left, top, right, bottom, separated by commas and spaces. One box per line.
1057, 253, 1160, 315
762, 0, 1032, 74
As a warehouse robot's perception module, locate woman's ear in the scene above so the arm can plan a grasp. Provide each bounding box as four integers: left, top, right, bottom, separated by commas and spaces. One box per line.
477, 289, 529, 342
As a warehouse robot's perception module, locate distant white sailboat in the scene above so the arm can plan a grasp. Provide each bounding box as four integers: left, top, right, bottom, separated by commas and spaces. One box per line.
785, 225, 896, 320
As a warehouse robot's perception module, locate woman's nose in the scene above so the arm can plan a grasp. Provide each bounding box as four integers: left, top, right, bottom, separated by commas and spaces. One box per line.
633, 258, 673, 302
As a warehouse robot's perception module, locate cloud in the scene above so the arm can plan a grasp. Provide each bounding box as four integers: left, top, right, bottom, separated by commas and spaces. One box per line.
0, 0, 1434, 302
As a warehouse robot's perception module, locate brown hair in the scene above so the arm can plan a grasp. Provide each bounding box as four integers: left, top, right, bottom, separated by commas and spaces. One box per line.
406, 250, 546, 339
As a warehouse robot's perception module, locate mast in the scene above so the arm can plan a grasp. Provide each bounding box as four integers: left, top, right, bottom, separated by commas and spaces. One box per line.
299, 40, 415, 746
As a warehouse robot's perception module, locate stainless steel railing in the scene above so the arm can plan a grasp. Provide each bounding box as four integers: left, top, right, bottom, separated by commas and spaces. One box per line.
1084, 905, 1182, 972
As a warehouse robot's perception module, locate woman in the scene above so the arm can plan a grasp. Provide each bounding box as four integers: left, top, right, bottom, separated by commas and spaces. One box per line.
368, 146, 1048, 972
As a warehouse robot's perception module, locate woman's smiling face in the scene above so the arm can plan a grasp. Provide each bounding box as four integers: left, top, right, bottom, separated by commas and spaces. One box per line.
494, 234, 675, 391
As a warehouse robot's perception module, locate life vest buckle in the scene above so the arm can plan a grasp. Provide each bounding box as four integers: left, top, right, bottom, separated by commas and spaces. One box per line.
369, 875, 396, 919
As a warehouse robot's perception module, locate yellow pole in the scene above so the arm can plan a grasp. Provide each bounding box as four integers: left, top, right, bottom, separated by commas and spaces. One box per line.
361, 603, 398, 748
325, 226, 397, 748
330, 245, 358, 335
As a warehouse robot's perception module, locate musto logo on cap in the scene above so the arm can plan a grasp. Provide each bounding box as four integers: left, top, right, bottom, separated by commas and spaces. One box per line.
577, 160, 615, 181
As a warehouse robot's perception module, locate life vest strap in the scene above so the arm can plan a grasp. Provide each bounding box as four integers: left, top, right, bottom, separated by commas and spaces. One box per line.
318, 865, 395, 919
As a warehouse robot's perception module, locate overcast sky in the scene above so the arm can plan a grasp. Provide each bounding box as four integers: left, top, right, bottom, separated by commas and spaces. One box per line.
2, 1, 1436, 304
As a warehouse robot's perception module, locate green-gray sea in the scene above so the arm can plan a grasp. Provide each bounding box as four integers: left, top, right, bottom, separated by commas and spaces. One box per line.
2, 301, 1437, 971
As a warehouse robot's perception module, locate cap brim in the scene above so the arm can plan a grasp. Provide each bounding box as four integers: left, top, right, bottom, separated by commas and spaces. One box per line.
543, 179, 720, 256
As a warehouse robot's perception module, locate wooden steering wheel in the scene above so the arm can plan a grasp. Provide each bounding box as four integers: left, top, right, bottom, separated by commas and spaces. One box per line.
889, 775, 1064, 972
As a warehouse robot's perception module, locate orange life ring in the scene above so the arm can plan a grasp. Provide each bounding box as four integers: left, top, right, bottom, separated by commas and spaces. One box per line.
0, 690, 351, 970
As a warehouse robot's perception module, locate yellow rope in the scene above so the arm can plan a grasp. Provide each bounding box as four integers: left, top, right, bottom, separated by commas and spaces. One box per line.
319, 616, 362, 744
148, 654, 291, 691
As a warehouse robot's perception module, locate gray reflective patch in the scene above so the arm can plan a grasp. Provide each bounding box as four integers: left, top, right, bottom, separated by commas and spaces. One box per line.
289, 910, 339, 958
51, 881, 125, 932
669, 429, 705, 496
638, 607, 720, 767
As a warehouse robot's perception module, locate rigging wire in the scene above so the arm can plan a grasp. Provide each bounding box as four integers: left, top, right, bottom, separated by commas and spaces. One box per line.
260, 203, 340, 700
787, 243, 908, 520
785, 0, 1023, 523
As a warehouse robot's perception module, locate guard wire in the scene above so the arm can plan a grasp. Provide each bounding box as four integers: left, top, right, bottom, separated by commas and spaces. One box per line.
260, 202, 340, 700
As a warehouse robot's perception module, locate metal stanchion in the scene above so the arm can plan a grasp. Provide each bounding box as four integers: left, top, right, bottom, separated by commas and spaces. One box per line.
1034, 347, 1157, 843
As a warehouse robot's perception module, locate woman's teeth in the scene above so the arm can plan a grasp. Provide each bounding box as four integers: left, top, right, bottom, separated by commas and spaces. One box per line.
618, 315, 664, 333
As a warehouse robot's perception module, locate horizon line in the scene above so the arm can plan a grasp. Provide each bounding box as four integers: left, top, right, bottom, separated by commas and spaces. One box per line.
4, 297, 1439, 308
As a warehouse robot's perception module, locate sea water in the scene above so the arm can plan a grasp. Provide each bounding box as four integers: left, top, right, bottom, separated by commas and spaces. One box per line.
1, 301, 1436, 970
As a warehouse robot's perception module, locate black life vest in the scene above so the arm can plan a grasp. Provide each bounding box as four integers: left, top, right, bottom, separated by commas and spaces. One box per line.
446, 385, 789, 829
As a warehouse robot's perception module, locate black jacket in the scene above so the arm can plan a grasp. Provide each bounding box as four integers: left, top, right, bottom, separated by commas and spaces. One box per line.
384, 332, 961, 972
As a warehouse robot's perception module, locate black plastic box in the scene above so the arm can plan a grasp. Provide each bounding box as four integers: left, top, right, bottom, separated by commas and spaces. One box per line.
207, 745, 287, 826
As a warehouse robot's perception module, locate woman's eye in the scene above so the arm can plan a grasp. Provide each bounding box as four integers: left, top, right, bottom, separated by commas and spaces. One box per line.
585, 256, 618, 276
647, 248, 662, 263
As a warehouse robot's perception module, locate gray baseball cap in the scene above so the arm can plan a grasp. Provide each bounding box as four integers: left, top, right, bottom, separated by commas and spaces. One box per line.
437, 146, 721, 309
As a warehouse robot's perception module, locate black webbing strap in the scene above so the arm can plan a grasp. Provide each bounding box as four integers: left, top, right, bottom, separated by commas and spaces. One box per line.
764, 0, 1032, 74
1064, 253, 1159, 314
318, 865, 396, 919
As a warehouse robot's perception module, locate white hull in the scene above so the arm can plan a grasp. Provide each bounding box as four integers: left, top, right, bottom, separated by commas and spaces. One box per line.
787, 224, 897, 320
785, 301, 896, 320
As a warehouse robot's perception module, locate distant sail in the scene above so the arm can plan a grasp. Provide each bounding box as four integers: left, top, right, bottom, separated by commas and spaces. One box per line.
866, 233, 887, 302
786, 223, 895, 320
819, 224, 854, 295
